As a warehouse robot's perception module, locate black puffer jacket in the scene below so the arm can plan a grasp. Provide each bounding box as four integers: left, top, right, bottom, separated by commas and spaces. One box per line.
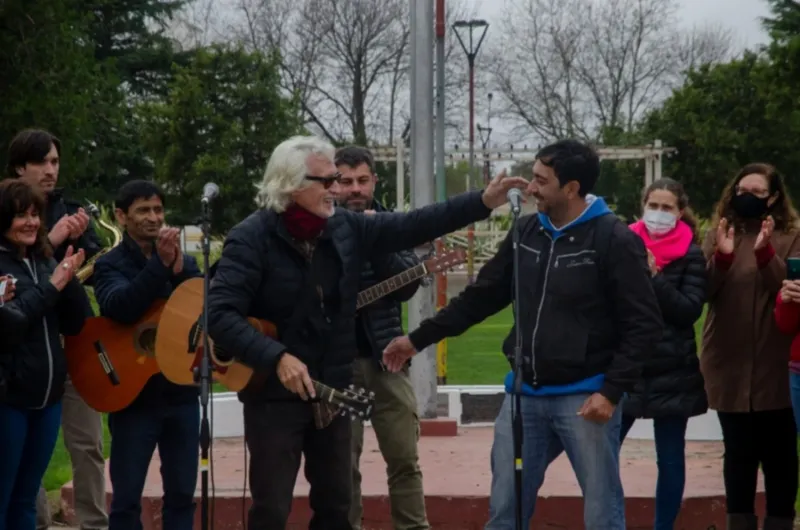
623, 244, 709, 419
207, 190, 491, 403
356, 201, 421, 364
0, 242, 91, 409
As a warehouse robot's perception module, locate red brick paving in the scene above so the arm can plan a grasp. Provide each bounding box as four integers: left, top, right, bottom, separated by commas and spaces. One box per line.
61, 426, 765, 529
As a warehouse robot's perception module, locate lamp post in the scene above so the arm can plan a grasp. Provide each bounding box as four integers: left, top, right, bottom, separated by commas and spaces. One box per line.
477, 92, 493, 187
452, 18, 488, 284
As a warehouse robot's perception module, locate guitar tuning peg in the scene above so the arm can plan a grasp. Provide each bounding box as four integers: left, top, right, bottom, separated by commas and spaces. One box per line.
349, 384, 354, 389
369, 391, 375, 398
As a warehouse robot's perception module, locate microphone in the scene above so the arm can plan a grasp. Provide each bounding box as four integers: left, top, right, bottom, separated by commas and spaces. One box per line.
201, 182, 219, 204
507, 188, 523, 215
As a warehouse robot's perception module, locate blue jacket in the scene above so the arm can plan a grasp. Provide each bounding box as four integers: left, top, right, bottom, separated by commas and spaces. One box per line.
93, 233, 202, 408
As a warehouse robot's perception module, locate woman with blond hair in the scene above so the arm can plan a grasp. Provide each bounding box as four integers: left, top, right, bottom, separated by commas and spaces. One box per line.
701, 163, 800, 530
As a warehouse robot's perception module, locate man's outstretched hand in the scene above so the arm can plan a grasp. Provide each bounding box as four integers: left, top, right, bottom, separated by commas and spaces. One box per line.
481, 169, 529, 209
383, 336, 417, 372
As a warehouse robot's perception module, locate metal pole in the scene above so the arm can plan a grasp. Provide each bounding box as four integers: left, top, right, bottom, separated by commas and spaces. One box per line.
408, 0, 437, 419
435, 0, 448, 385
466, 59, 476, 283
396, 138, 405, 211
452, 19, 488, 284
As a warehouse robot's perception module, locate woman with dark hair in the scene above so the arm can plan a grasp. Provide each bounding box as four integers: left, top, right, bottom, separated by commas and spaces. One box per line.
0, 179, 91, 530
702, 163, 800, 530
620, 177, 708, 530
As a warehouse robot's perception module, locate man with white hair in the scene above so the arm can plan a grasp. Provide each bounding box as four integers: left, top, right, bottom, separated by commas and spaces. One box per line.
207, 135, 527, 529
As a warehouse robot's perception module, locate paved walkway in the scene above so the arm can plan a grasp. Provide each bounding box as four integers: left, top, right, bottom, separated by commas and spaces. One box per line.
61, 426, 765, 529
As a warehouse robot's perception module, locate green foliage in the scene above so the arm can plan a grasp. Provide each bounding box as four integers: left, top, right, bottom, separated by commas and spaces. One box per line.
0, 0, 123, 191
639, 52, 798, 217
140, 44, 302, 233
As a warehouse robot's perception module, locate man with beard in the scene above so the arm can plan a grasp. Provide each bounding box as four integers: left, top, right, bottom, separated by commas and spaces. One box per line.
206, 135, 527, 529
92, 180, 201, 530
383, 139, 663, 529
7, 128, 107, 530
335, 146, 429, 530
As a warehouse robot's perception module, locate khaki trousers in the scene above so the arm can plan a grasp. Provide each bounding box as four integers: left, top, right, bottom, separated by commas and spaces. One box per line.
349, 358, 429, 530
36, 378, 108, 530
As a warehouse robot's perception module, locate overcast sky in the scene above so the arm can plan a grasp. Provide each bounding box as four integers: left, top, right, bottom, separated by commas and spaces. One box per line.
462, 0, 771, 50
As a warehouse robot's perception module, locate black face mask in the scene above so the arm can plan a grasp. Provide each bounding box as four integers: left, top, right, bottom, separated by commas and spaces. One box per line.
731, 192, 770, 219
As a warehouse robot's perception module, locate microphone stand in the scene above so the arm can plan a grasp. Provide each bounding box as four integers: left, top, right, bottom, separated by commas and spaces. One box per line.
194, 198, 214, 530
510, 201, 524, 530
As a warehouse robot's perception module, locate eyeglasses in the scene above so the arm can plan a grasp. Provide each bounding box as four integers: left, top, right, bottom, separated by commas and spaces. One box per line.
306, 173, 342, 189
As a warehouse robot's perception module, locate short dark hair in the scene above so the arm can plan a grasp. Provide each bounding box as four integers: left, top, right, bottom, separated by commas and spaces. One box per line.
115, 180, 165, 213
535, 139, 600, 197
335, 146, 375, 172
7, 129, 62, 177
0, 179, 53, 258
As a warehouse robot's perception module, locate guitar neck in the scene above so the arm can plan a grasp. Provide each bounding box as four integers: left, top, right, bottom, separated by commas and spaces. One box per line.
356, 263, 428, 310
313, 380, 341, 404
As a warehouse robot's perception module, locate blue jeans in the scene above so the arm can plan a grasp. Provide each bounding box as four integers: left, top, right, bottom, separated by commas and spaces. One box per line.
620, 415, 687, 530
486, 393, 625, 529
790, 372, 800, 433
0, 402, 62, 530
108, 401, 199, 530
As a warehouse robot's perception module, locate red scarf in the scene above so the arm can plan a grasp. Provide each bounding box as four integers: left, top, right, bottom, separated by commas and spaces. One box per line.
281, 204, 327, 240
629, 219, 693, 270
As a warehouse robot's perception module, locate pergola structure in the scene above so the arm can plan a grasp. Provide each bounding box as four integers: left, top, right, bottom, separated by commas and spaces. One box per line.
370, 139, 676, 210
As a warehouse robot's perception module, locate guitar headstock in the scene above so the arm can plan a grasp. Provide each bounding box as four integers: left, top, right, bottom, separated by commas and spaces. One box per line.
314, 381, 375, 421
423, 248, 467, 274
337, 385, 374, 420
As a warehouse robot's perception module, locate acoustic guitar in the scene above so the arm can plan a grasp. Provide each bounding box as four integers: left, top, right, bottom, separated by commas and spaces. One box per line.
65, 302, 164, 413
154, 249, 466, 392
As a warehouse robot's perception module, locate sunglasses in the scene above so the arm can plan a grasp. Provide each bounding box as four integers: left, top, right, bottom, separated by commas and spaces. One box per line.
306, 173, 342, 190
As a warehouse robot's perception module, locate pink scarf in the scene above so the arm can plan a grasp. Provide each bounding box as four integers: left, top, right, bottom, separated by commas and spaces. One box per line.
629, 220, 693, 270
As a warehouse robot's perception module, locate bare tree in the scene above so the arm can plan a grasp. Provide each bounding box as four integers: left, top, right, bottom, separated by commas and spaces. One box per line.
232, 0, 477, 146
168, 0, 232, 49
489, 0, 735, 141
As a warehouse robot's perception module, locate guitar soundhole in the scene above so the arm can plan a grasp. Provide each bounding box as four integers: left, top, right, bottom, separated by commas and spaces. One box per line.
135, 326, 157, 357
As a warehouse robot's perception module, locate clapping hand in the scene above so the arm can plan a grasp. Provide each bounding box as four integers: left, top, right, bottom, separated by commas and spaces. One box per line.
754, 215, 775, 251
155, 227, 181, 268
48, 208, 92, 248
716, 218, 735, 255
50, 246, 86, 291
481, 169, 530, 209
646, 249, 658, 276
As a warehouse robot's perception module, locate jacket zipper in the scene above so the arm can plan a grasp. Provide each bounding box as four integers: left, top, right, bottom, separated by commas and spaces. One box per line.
23, 258, 54, 409
529, 235, 556, 386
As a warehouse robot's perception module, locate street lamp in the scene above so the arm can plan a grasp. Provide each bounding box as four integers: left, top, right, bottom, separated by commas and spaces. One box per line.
477, 92, 493, 187
452, 18, 489, 284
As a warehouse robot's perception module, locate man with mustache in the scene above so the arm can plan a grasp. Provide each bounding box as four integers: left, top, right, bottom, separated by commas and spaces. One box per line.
92, 179, 201, 530
7, 128, 107, 530
383, 139, 663, 530
206, 135, 527, 529
334, 146, 429, 530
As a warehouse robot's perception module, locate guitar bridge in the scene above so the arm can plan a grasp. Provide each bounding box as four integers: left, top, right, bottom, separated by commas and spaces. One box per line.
187, 321, 199, 352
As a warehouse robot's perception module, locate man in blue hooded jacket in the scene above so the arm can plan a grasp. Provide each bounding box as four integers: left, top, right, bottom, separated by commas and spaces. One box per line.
382, 139, 663, 529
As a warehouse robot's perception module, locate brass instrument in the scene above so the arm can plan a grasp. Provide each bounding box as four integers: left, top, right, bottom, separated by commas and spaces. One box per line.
76, 201, 123, 284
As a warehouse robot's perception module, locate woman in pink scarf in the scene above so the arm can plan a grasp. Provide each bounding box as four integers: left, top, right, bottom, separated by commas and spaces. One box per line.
620, 177, 708, 530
